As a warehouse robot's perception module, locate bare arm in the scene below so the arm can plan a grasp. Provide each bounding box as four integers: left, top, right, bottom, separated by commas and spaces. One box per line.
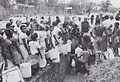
22, 38, 30, 55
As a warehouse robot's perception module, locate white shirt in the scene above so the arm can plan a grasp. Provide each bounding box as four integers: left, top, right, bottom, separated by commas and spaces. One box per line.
52, 26, 62, 46
14, 25, 21, 34
75, 47, 83, 57
29, 41, 41, 55
66, 40, 72, 53
34, 31, 47, 47
52, 26, 61, 38
19, 32, 27, 45
102, 19, 112, 29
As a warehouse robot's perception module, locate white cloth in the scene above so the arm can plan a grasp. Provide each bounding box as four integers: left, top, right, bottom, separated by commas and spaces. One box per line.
52, 26, 61, 38
58, 40, 72, 54
75, 47, 83, 57
34, 31, 47, 47
102, 19, 112, 29
14, 25, 21, 34
52, 26, 62, 47
29, 41, 41, 55
19, 32, 29, 59
34, 31, 47, 57
19, 32, 27, 45
66, 40, 72, 53
47, 48, 60, 63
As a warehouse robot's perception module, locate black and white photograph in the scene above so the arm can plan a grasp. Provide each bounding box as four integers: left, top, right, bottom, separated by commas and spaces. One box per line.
0, 0, 120, 82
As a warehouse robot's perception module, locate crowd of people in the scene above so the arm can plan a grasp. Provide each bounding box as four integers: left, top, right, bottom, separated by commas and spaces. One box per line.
0, 11, 120, 76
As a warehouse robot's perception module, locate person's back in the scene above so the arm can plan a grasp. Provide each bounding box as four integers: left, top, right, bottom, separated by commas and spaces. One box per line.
1, 38, 14, 63
94, 25, 106, 37
81, 18, 90, 33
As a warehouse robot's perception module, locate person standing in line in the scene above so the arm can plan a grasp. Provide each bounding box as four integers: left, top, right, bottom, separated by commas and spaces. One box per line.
0, 32, 16, 68
5, 30, 24, 65
115, 10, 120, 21
19, 24, 30, 60
29, 33, 43, 58
33, 24, 47, 69
91, 19, 107, 64
90, 15, 94, 25
9, 19, 14, 25
81, 18, 90, 35
112, 22, 120, 57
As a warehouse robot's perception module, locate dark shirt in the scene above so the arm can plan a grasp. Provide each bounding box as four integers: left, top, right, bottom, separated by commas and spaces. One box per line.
81, 21, 90, 33
71, 27, 80, 38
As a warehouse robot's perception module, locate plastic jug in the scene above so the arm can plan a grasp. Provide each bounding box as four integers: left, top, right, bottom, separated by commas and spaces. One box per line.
2, 66, 24, 82
20, 63, 31, 78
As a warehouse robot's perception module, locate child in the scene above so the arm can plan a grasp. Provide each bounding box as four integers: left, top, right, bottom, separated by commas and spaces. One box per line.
29, 33, 47, 70
19, 25, 30, 60
29, 33, 42, 58
74, 45, 89, 75
5, 30, 24, 65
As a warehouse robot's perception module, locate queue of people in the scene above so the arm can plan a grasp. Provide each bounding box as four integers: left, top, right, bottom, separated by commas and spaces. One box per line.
0, 11, 120, 78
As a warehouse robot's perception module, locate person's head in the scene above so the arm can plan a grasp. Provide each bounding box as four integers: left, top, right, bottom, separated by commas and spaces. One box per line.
95, 19, 101, 25
84, 18, 87, 21
0, 35, 4, 43
16, 20, 21, 27
5, 30, 13, 38
33, 19, 37, 23
41, 17, 44, 19
33, 23, 39, 31
104, 15, 109, 20
73, 24, 78, 29
56, 16, 59, 20
63, 23, 67, 28
9, 25, 15, 32
6, 23, 11, 29
31, 33, 38, 41
48, 17, 51, 20
78, 17, 81, 21
114, 22, 119, 28
9, 19, 13, 24
119, 10, 120, 13
20, 24, 27, 33
88, 44, 94, 52
30, 18, 34, 22
96, 15, 99, 18
26, 30, 31, 36
110, 16, 114, 20
52, 21, 58, 26
100, 14, 103, 17
91, 15, 94, 18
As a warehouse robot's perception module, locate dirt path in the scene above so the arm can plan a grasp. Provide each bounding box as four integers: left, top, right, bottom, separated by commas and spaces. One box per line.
63, 74, 87, 82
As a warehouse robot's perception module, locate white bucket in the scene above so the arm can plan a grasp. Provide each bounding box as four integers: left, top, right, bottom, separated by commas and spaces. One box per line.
48, 48, 60, 63
2, 66, 24, 82
20, 63, 31, 78
39, 58, 47, 68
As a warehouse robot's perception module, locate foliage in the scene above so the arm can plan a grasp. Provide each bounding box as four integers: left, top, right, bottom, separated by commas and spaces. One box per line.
100, 0, 111, 12
0, 0, 10, 8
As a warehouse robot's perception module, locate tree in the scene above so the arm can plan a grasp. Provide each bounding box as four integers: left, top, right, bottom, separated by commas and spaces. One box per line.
44, 0, 58, 7
0, 0, 10, 8
16, 0, 25, 4
100, 0, 111, 12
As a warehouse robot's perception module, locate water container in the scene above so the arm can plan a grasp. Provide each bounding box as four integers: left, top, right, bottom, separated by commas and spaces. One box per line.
48, 48, 60, 63
2, 66, 24, 82
20, 63, 31, 78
